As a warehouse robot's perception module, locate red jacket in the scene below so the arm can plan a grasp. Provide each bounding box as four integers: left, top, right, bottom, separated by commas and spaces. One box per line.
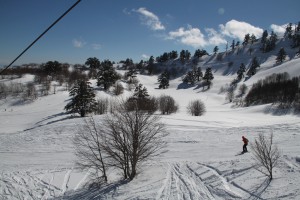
242, 137, 248, 144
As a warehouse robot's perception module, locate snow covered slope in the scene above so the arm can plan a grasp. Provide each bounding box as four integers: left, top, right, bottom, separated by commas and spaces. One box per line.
0, 38, 300, 199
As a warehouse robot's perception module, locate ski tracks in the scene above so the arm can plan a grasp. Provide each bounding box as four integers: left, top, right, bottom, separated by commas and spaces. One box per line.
0, 169, 78, 200
157, 162, 245, 200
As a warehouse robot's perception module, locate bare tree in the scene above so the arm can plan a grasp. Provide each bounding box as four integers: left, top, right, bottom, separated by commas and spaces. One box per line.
73, 117, 108, 185
102, 100, 168, 180
187, 99, 206, 116
251, 132, 281, 180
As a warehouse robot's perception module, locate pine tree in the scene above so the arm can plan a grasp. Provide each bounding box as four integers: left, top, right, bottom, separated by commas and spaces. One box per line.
250, 34, 257, 44
124, 58, 134, 70
170, 50, 178, 59
268, 31, 278, 50
134, 84, 149, 99
85, 57, 100, 69
195, 67, 203, 81
243, 34, 250, 46
42, 61, 62, 78
285, 23, 293, 39
276, 47, 287, 63
213, 46, 219, 54
180, 50, 191, 63
194, 49, 201, 58
261, 30, 268, 44
247, 57, 260, 76
183, 71, 196, 85
158, 71, 170, 89
203, 67, 214, 83
65, 80, 97, 117
237, 63, 246, 80
97, 60, 120, 90
230, 40, 235, 51
147, 56, 155, 75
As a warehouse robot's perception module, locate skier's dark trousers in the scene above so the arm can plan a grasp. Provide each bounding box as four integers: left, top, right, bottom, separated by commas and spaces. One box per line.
242, 136, 248, 153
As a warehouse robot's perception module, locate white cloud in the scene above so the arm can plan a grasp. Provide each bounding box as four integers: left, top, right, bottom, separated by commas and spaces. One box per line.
205, 28, 227, 46
270, 24, 287, 37
141, 54, 150, 59
123, 8, 131, 15
167, 25, 227, 48
92, 44, 101, 50
168, 25, 207, 48
72, 38, 86, 48
135, 7, 165, 31
219, 19, 263, 41
218, 8, 225, 15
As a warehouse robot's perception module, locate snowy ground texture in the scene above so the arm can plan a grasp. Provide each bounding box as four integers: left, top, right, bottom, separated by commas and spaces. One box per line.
1, 39, 300, 199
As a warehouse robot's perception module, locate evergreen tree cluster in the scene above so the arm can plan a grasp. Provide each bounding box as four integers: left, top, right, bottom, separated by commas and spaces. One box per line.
96, 59, 121, 90
242, 34, 257, 46
119, 58, 134, 70
41, 61, 62, 78
244, 72, 300, 107
194, 49, 209, 58
180, 50, 191, 63
287, 22, 300, 48
261, 31, 278, 52
126, 84, 157, 113
156, 51, 178, 63
182, 66, 203, 85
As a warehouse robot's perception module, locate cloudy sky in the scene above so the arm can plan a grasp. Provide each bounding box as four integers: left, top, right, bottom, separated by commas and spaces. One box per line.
0, 0, 299, 66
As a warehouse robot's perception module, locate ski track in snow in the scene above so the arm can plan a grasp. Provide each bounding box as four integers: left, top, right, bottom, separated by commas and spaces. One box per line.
157, 162, 246, 200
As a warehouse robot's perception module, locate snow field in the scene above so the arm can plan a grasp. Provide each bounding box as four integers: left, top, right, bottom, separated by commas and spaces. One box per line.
1, 39, 300, 199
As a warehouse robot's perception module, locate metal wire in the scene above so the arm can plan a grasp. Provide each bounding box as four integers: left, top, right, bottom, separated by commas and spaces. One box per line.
0, 0, 82, 75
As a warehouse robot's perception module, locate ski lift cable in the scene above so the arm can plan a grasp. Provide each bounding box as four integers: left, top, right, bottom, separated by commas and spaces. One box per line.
0, 0, 82, 75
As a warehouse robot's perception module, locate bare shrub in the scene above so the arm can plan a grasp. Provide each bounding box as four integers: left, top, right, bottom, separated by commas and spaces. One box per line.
158, 95, 178, 115
113, 82, 124, 96
22, 82, 38, 101
187, 99, 206, 116
238, 84, 248, 96
226, 86, 235, 103
0, 83, 8, 99
125, 96, 158, 114
251, 132, 281, 180
95, 98, 109, 115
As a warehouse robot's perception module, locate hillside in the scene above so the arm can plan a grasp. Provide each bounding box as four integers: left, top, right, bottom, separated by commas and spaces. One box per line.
0, 37, 300, 199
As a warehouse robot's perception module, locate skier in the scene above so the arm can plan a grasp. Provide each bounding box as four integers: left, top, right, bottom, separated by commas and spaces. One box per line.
242, 136, 248, 153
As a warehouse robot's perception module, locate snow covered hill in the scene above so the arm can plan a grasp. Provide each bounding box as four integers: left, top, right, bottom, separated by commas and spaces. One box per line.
1, 37, 300, 199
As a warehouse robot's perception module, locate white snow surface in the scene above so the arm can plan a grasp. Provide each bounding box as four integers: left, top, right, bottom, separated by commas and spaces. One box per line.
1, 41, 300, 199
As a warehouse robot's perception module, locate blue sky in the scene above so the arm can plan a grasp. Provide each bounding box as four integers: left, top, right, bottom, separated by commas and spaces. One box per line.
0, 0, 299, 66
